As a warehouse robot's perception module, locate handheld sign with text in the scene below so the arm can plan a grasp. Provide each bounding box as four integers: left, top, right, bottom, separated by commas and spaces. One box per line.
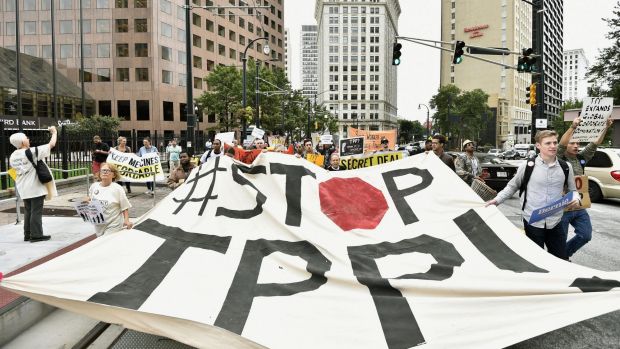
529, 192, 579, 224
320, 134, 333, 145
251, 127, 265, 140
214, 132, 235, 145
339, 137, 365, 156
572, 97, 614, 142
73, 199, 106, 225
569, 175, 591, 210
106, 149, 165, 183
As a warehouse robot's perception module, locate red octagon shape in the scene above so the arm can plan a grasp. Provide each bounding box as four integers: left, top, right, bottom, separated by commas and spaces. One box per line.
319, 177, 389, 231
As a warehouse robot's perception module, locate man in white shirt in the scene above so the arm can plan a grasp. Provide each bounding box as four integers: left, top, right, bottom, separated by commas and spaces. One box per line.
200, 139, 223, 164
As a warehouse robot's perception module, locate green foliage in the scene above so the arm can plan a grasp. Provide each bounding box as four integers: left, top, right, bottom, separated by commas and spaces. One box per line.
429, 84, 492, 148
64, 114, 122, 136
587, 1, 620, 104
197, 65, 242, 131
398, 119, 426, 142
554, 100, 583, 136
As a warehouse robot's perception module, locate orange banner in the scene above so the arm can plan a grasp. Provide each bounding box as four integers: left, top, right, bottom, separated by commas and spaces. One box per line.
347, 127, 397, 153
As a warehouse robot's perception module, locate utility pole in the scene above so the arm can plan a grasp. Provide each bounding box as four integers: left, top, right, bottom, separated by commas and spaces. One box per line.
531, 0, 545, 143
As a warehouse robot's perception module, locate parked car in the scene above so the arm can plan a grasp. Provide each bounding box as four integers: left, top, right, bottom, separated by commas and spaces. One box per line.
488, 149, 502, 156
514, 144, 534, 158
501, 149, 519, 160
585, 148, 620, 202
448, 152, 518, 191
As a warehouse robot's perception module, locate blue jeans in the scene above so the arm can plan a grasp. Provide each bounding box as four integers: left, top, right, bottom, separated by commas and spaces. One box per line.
561, 210, 592, 258
523, 219, 567, 260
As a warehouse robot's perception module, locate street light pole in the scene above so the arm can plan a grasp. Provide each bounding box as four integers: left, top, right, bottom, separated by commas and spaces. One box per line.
184, 0, 195, 155
306, 99, 311, 138
242, 36, 269, 141
255, 60, 260, 128
418, 103, 430, 140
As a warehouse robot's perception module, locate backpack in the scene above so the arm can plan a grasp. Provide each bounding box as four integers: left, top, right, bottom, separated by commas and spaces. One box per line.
518, 155, 569, 210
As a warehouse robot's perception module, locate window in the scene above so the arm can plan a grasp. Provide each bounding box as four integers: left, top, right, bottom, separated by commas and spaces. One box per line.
24, 0, 37, 10
117, 100, 130, 120
136, 100, 150, 120
162, 70, 172, 84
160, 0, 171, 13
163, 101, 174, 121
81, 20, 91, 33
60, 20, 72, 34
178, 51, 186, 64
24, 22, 37, 35
134, 0, 146, 7
60, 0, 72, 9
96, 0, 109, 8
136, 68, 149, 81
161, 22, 172, 37
206, 19, 214, 32
193, 77, 202, 89
41, 45, 52, 58
116, 68, 130, 81
177, 28, 186, 42
135, 43, 148, 57
193, 55, 202, 68
80, 44, 92, 57
96, 19, 110, 33
193, 13, 201, 26
587, 151, 613, 168
161, 45, 172, 61
177, 5, 186, 20
97, 68, 111, 82
23, 45, 37, 56
218, 44, 225, 56
178, 73, 186, 86
115, 19, 128, 32
116, 43, 129, 57
206, 39, 214, 52
41, 0, 51, 10
99, 101, 112, 116
60, 44, 73, 58
41, 21, 52, 34
115, 0, 128, 7
193, 34, 201, 47
81, 0, 91, 8
135, 18, 148, 32
97, 44, 110, 57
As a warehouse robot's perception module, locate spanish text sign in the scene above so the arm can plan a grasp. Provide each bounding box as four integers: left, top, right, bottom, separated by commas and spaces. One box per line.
106, 148, 165, 182
572, 97, 614, 142
2, 153, 619, 349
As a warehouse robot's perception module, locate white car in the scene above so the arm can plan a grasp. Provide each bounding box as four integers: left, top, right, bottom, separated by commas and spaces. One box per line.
585, 148, 620, 202
487, 149, 502, 157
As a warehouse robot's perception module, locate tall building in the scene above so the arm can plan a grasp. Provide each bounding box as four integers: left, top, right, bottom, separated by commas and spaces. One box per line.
532, 0, 563, 124
285, 27, 292, 81
440, 0, 533, 148
315, 0, 400, 137
300, 24, 318, 99
0, 0, 285, 139
562, 49, 589, 102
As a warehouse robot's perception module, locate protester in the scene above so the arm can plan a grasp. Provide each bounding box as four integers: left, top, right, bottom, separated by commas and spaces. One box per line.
114, 136, 132, 193
9, 127, 58, 242
302, 139, 315, 158
87, 163, 133, 236
92, 135, 110, 179
166, 138, 182, 173
424, 139, 432, 153
254, 138, 268, 151
326, 153, 341, 171
205, 139, 213, 150
558, 115, 613, 258
167, 152, 196, 189
294, 142, 304, 157
455, 139, 483, 185
431, 134, 455, 171
137, 137, 158, 195
318, 143, 335, 167
200, 138, 224, 164
486, 130, 580, 259
377, 138, 390, 152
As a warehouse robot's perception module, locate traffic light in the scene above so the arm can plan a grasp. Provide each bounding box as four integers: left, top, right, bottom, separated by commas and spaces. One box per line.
517, 48, 536, 72
525, 83, 537, 105
392, 42, 402, 65
452, 41, 465, 64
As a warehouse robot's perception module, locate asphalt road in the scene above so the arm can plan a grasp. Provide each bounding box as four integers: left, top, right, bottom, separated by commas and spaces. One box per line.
500, 195, 620, 349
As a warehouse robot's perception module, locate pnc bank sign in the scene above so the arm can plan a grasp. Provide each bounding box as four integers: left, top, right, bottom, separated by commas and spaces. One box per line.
464, 24, 489, 39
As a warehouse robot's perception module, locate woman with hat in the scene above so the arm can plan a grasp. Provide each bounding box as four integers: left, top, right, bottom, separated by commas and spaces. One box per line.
9, 127, 58, 242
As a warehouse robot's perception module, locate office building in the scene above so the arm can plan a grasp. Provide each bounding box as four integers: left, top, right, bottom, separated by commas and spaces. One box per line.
315, 0, 400, 137
562, 49, 589, 102
300, 24, 318, 99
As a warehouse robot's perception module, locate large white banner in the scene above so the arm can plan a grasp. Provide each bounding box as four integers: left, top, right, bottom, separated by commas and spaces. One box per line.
1, 153, 619, 349
106, 148, 165, 182
572, 97, 614, 142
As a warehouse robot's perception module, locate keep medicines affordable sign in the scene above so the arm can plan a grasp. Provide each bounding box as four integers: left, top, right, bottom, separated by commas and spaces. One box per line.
1, 153, 619, 349
106, 148, 165, 182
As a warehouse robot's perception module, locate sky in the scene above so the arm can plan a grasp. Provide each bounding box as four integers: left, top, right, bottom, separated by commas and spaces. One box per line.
284, 0, 617, 124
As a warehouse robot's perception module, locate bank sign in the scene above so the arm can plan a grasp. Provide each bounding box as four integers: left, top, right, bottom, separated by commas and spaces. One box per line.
0, 115, 76, 130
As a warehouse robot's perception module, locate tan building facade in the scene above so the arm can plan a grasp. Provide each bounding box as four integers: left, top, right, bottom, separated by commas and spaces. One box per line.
439, 0, 533, 148
0, 0, 284, 137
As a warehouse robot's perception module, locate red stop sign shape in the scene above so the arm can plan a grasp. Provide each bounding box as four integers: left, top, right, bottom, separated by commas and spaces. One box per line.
319, 177, 389, 231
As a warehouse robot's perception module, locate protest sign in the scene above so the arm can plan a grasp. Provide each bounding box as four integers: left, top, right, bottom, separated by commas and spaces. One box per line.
305, 153, 325, 167
569, 175, 591, 210
340, 151, 403, 170
73, 199, 106, 225
2, 154, 619, 349
347, 127, 397, 153
529, 192, 578, 224
267, 136, 286, 147
106, 148, 165, 183
215, 132, 235, 145
311, 133, 321, 148
572, 97, 614, 142
251, 127, 265, 140
339, 137, 365, 156
320, 134, 333, 145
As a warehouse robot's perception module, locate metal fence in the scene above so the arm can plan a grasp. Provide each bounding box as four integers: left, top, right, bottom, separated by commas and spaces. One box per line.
1, 123, 209, 190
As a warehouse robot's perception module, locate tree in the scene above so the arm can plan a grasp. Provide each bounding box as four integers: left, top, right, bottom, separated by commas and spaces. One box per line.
553, 100, 583, 137
65, 114, 122, 137
398, 120, 425, 143
587, 1, 620, 104
197, 65, 242, 132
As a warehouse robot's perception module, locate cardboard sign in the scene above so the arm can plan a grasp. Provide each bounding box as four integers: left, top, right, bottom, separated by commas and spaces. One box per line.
215, 132, 235, 145
339, 137, 365, 156
339, 151, 403, 170
106, 149, 165, 183
3, 154, 619, 349
73, 199, 106, 225
251, 127, 265, 140
320, 134, 333, 145
569, 175, 591, 210
267, 136, 286, 147
347, 127, 397, 153
572, 97, 614, 142
304, 153, 325, 167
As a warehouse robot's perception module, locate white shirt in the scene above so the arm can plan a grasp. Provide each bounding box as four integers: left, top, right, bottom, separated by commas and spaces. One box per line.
9, 144, 57, 200
200, 149, 223, 164
89, 182, 132, 236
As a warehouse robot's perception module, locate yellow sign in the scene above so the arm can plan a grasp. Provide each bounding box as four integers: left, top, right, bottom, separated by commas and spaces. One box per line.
8, 168, 17, 180
340, 151, 403, 170
305, 153, 325, 167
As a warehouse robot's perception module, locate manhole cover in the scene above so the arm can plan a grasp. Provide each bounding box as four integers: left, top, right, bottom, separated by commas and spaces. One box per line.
1, 207, 78, 217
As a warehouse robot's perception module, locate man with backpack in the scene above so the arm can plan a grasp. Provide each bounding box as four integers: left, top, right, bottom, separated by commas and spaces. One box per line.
200, 138, 223, 164
486, 130, 581, 259
558, 116, 613, 258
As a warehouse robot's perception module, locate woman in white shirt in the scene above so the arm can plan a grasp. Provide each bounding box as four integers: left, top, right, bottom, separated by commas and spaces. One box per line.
88, 163, 133, 236
9, 127, 58, 243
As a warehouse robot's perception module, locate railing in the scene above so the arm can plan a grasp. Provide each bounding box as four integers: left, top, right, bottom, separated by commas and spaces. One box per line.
116, 170, 158, 207
0, 171, 21, 224
49, 167, 91, 195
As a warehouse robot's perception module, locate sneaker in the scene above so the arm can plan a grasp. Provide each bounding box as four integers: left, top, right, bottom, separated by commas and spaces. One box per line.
145, 190, 152, 195
30, 235, 51, 243
24, 234, 30, 242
